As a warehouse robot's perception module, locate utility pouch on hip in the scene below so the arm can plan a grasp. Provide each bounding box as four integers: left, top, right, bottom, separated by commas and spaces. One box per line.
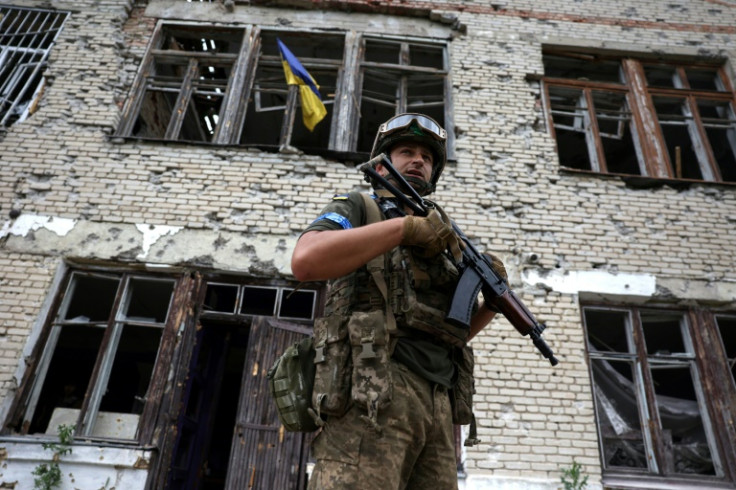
267, 336, 318, 432
449, 344, 475, 425
348, 310, 392, 431
312, 315, 352, 418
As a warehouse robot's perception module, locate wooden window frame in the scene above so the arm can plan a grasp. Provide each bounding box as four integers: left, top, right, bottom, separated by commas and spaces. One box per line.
542, 50, 736, 184
3, 267, 193, 445
581, 304, 736, 489
116, 21, 453, 161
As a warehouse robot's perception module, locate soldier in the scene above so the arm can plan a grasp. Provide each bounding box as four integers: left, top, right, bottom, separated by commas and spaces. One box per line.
291, 113, 506, 489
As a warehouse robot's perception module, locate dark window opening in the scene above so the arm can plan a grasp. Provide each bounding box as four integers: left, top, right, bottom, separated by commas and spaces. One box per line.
241, 286, 278, 316
279, 289, 317, 320
652, 96, 704, 180
203, 283, 239, 313
640, 311, 687, 356
28, 324, 104, 435
357, 38, 448, 153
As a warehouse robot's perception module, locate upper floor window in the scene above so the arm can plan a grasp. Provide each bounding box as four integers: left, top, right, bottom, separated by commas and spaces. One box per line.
0, 6, 68, 127
116, 23, 453, 160
543, 50, 736, 183
583, 305, 736, 488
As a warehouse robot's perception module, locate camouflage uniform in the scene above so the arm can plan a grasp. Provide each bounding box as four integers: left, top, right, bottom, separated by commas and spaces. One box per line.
304, 192, 461, 490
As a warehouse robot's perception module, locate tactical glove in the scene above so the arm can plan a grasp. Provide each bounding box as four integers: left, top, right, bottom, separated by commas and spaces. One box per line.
484, 252, 508, 283
483, 252, 508, 312
401, 209, 460, 257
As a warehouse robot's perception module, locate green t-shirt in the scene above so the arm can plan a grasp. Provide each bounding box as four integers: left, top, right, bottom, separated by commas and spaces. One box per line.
304, 192, 455, 388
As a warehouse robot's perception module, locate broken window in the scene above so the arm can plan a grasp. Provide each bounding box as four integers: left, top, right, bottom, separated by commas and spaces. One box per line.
543, 50, 736, 183
14, 271, 176, 440
715, 315, 736, 387
0, 6, 68, 127
117, 22, 452, 160
6, 266, 321, 488
583, 306, 736, 487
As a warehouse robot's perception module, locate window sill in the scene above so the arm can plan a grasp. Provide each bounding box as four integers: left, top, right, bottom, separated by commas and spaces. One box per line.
559, 166, 736, 190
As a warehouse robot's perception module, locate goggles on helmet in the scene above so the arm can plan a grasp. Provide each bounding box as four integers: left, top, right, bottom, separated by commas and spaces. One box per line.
377, 113, 447, 142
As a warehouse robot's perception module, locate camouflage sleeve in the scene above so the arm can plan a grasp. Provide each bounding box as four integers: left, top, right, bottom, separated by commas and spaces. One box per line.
303, 191, 367, 233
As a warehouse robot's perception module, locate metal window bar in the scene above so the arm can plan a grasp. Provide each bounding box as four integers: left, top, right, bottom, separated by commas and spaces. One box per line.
0, 6, 68, 126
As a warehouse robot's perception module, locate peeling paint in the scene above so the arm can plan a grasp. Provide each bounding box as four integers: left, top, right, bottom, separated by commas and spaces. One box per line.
524, 269, 657, 296
134, 224, 182, 260
0, 214, 76, 239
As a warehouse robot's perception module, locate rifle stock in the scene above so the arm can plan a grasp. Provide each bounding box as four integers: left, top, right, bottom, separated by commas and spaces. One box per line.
359, 154, 559, 366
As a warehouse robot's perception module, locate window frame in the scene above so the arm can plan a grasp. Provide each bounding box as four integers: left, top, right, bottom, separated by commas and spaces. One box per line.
581, 303, 736, 488
542, 49, 736, 184
0, 6, 69, 127
115, 21, 454, 161
3, 266, 323, 451
5, 269, 186, 444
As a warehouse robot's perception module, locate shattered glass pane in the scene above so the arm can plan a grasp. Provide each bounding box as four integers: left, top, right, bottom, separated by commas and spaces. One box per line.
548, 85, 592, 171
591, 359, 648, 470
592, 90, 641, 175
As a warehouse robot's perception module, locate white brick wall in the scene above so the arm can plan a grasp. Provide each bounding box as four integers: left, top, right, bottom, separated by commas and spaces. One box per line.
1, 0, 735, 488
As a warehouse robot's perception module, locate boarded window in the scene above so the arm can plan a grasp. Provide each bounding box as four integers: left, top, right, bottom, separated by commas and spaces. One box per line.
117, 23, 452, 160
0, 6, 68, 126
583, 306, 736, 487
543, 51, 736, 183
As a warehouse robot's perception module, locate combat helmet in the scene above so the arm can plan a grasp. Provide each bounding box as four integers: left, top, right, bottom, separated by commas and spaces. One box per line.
369, 113, 447, 195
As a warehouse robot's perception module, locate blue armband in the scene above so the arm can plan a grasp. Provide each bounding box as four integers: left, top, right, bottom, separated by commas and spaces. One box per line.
312, 212, 353, 229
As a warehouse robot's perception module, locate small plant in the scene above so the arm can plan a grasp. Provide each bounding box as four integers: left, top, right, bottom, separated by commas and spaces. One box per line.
32, 424, 75, 490
560, 459, 588, 490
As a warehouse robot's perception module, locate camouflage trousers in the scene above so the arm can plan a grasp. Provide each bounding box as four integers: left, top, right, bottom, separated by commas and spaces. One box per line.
307, 360, 457, 490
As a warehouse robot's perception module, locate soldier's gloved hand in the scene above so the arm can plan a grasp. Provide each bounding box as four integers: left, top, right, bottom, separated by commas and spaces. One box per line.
401, 209, 459, 257
483, 252, 508, 312
484, 252, 508, 283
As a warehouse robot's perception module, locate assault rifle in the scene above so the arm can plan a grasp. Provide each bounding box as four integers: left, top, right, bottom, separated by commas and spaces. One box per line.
359, 154, 559, 366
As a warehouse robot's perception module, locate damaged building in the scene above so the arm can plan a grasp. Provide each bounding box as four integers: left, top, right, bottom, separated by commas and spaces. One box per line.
0, 0, 735, 489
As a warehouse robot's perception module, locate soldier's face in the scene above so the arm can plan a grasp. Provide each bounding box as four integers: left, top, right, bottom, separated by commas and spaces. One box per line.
378, 142, 434, 183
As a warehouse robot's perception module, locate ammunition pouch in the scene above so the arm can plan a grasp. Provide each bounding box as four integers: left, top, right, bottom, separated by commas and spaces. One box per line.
348, 310, 392, 432
311, 314, 352, 419
449, 344, 475, 425
389, 247, 469, 347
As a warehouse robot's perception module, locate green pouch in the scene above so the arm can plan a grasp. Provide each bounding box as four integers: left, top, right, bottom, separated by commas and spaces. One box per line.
267, 336, 318, 432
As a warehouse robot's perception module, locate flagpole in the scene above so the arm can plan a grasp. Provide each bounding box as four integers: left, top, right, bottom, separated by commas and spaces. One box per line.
280, 85, 299, 149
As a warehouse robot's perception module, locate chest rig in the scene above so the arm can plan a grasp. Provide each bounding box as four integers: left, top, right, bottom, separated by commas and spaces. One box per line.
311, 192, 469, 431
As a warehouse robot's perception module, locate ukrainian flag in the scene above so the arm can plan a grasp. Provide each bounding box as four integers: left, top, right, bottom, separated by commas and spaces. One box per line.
277, 38, 327, 131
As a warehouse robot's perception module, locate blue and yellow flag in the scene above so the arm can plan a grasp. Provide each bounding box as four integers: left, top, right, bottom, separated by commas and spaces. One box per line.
277, 38, 327, 131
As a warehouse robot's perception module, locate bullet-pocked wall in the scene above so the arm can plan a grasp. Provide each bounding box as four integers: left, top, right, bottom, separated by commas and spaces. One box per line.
1, 0, 735, 489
